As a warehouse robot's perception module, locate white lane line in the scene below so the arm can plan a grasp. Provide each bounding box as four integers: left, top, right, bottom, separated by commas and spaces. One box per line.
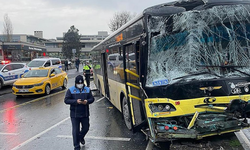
0, 132, 19, 135
96, 97, 105, 103
11, 117, 70, 150
235, 130, 250, 150
57, 135, 131, 142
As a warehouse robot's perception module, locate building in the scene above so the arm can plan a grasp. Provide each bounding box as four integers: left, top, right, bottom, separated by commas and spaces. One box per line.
45, 31, 108, 61
0, 32, 48, 62
0, 31, 109, 63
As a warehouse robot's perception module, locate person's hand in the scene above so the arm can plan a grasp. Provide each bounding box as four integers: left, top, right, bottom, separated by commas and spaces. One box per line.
82, 100, 88, 105
77, 99, 82, 104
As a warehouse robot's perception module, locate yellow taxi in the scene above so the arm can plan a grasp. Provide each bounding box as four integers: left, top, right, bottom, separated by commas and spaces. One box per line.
114, 61, 137, 82
12, 67, 68, 97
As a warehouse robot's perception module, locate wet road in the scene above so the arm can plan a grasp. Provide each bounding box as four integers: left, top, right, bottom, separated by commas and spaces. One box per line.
0, 70, 148, 150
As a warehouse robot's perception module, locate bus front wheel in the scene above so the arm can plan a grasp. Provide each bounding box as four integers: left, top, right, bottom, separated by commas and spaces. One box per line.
122, 96, 132, 130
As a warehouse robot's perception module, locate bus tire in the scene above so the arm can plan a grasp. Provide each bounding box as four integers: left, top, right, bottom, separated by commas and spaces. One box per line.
122, 96, 132, 130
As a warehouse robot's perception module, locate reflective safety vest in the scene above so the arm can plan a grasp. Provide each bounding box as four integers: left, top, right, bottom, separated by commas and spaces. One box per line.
83, 65, 92, 74
94, 64, 100, 69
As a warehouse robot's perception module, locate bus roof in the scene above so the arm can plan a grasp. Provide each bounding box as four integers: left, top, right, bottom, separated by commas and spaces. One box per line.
91, 0, 250, 52
91, 12, 143, 51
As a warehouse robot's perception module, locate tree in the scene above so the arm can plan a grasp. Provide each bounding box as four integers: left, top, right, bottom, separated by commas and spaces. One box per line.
62, 25, 81, 59
109, 11, 135, 32
3, 14, 13, 42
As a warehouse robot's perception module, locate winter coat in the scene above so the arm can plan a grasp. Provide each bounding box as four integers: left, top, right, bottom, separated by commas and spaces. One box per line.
64, 85, 94, 118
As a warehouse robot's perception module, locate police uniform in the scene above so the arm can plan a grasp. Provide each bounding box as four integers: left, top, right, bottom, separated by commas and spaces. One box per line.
83, 63, 92, 87
64, 75, 94, 150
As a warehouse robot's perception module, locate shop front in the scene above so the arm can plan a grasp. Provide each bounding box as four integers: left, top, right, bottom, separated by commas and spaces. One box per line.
3, 44, 46, 62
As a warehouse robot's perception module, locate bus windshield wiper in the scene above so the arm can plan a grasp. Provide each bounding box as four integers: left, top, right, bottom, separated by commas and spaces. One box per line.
173, 71, 221, 81
197, 65, 250, 77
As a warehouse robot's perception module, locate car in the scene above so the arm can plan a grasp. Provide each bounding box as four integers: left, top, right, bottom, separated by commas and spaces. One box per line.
0, 62, 28, 89
107, 53, 135, 71
12, 67, 68, 97
114, 61, 137, 82
27, 57, 62, 70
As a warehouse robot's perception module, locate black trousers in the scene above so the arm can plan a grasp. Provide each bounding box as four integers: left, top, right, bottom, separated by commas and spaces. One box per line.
85, 74, 90, 87
65, 65, 68, 71
71, 117, 90, 150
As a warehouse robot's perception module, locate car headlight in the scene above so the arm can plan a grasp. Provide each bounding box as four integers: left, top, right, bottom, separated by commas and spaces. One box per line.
34, 82, 44, 86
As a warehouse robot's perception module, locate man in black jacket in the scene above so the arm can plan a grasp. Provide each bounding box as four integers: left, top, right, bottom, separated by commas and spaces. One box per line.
64, 75, 94, 150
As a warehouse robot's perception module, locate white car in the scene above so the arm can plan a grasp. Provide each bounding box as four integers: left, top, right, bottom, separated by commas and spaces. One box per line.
27, 57, 62, 70
0, 62, 29, 89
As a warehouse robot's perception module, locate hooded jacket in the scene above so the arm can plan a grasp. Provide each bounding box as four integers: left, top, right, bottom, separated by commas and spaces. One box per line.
64, 75, 94, 117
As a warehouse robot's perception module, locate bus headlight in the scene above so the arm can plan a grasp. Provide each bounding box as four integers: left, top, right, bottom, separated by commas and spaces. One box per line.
158, 105, 164, 111
149, 103, 176, 112
165, 105, 171, 111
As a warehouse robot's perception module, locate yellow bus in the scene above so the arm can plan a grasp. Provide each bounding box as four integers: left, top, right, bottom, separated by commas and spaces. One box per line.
91, 0, 250, 146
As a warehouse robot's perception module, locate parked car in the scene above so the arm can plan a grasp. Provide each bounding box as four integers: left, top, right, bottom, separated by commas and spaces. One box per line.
114, 61, 137, 82
27, 57, 62, 70
12, 66, 68, 97
0, 62, 28, 89
107, 53, 135, 71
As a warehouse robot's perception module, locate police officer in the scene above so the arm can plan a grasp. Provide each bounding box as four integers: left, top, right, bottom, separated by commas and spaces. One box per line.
64, 75, 94, 150
83, 61, 92, 87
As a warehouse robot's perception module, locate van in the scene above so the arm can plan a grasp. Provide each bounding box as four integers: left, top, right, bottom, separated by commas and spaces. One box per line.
27, 58, 62, 70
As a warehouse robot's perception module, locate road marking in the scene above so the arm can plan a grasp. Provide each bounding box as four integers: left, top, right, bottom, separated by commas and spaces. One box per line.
11, 117, 70, 150
0, 132, 19, 135
96, 97, 105, 102
235, 130, 250, 150
57, 135, 131, 141
0, 90, 67, 114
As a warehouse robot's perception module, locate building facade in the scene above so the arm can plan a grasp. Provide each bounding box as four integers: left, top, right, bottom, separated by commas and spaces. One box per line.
0, 32, 48, 62
0, 31, 108, 63
45, 31, 108, 61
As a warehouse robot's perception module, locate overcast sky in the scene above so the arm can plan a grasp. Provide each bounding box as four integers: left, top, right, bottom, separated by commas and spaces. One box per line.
0, 0, 175, 39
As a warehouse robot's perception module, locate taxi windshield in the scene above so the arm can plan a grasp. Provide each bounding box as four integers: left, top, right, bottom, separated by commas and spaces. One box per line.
24, 69, 49, 77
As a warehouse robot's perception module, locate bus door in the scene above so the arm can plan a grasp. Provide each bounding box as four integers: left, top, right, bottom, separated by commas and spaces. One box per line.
123, 41, 146, 132
101, 52, 110, 99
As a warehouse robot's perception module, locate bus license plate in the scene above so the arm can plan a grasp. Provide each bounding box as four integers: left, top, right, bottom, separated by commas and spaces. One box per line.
19, 89, 29, 92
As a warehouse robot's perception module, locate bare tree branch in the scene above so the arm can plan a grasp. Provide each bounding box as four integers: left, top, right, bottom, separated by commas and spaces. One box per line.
3, 14, 13, 42
109, 11, 135, 32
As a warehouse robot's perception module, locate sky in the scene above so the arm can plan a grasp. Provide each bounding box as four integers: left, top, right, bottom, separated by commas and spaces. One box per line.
0, 0, 175, 39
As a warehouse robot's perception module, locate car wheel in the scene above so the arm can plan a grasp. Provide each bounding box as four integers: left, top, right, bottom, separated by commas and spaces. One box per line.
0, 79, 2, 89
45, 84, 51, 95
122, 96, 132, 130
62, 79, 67, 89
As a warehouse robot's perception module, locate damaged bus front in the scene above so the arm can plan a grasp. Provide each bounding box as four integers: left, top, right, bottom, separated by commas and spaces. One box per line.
142, 0, 250, 143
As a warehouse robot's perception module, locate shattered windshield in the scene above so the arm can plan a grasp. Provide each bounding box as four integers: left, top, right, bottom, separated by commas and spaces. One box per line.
146, 4, 250, 87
